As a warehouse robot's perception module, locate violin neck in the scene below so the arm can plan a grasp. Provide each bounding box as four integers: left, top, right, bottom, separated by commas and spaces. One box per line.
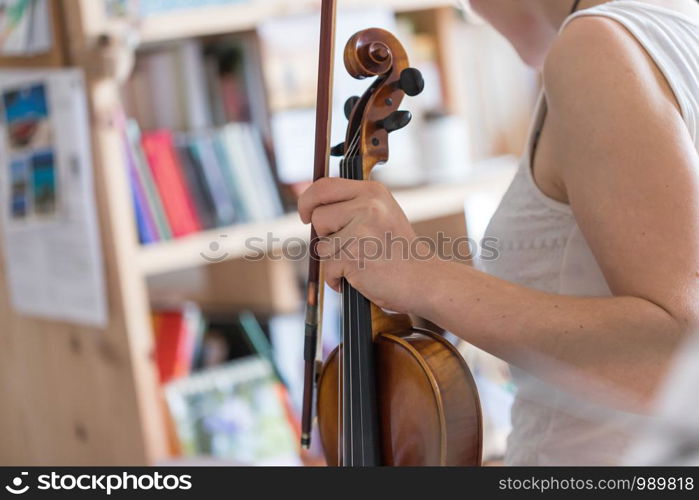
339, 154, 381, 466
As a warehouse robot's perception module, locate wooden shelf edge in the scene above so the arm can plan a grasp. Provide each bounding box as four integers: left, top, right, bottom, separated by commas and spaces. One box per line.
137, 158, 517, 276
133, 0, 454, 45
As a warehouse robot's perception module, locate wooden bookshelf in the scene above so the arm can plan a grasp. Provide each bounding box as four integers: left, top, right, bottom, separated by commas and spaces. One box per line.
138, 162, 517, 276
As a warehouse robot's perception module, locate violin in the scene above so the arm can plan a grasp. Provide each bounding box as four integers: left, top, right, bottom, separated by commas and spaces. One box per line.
301, 0, 482, 466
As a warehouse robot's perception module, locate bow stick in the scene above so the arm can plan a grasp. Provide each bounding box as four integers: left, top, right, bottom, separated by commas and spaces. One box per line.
301, 0, 337, 449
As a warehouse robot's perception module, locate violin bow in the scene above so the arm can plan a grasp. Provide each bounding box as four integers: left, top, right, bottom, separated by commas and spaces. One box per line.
301, 0, 337, 449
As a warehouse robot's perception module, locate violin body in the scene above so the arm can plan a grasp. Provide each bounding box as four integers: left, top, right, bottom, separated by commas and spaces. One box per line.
302, 3, 483, 466
317, 320, 482, 466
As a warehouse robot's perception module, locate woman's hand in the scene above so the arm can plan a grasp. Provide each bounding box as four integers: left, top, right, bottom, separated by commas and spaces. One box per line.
298, 177, 427, 313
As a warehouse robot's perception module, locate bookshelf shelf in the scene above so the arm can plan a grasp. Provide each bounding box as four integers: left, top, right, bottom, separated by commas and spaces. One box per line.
134, 0, 453, 45
137, 213, 302, 276
137, 160, 516, 276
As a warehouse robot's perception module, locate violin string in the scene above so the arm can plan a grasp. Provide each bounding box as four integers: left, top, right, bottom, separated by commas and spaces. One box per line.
345, 131, 361, 160
338, 126, 360, 465
337, 314, 342, 464
348, 279, 354, 465
343, 156, 355, 466
356, 278, 365, 463
338, 157, 345, 465
348, 154, 355, 465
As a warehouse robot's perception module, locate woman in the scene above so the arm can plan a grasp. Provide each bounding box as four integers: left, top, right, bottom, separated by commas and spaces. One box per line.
298, 0, 699, 465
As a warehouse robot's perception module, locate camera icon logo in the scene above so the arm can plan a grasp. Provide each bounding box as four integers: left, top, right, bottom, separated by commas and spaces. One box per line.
5, 472, 29, 495
200, 234, 229, 263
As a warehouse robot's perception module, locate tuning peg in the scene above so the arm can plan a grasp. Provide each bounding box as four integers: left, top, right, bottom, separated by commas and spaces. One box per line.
344, 96, 360, 120
330, 142, 345, 157
379, 110, 412, 133
398, 68, 424, 97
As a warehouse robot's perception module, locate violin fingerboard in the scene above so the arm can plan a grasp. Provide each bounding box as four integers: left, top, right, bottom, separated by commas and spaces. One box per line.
340, 279, 380, 466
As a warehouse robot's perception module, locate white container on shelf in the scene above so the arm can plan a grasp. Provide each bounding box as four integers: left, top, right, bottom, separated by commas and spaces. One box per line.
420, 113, 473, 183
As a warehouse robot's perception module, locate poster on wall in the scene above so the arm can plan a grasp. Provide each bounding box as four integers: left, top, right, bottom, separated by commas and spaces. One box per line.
0, 69, 108, 328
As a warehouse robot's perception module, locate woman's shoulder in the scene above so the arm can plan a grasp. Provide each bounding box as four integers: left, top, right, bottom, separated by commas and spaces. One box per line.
542, 14, 679, 117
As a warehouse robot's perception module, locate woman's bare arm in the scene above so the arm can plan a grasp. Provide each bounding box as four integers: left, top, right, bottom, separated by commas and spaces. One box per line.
416, 17, 699, 408
298, 16, 699, 410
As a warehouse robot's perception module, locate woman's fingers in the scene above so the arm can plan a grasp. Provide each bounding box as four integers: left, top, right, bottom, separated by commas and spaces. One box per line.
322, 254, 359, 293
315, 225, 356, 260
323, 258, 343, 292
310, 199, 360, 236
316, 223, 364, 291
298, 177, 365, 224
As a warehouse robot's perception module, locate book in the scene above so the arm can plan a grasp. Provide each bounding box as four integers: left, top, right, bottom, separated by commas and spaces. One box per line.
236, 123, 283, 219
124, 133, 158, 243
238, 34, 271, 139
143, 48, 187, 131
152, 302, 204, 384
238, 310, 286, 386
185, 131, 238, 227
198, 312, 263, 369
123, 40, 213, 132
177, 39, 213, 131
126, 121, 173, 240
204, 43, 251, 125
216, 125, 257, 221
217, 123, 282, 222
141, 130, 202, 238
174, 135, 218, 230
123, 59, 157, 131
164, 356, 300, 465
211, 130, 251, 222
202, 35, 271, 136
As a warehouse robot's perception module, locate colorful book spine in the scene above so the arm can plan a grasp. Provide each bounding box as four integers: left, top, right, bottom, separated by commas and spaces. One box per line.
141, 130, 202, 238
152, 303, 203, 384
218, 124, 265, 222
186, 132, 238, 227
153, 310, 192, 384
126, 121, 173, 240
175, 136, 218, 230
125, 136, 158, 244
239, 124, 284, 219
211, 131, 251, 222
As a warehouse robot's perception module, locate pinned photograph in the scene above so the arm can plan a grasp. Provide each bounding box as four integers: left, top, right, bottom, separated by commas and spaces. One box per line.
9, 155, 29, 219
30, 148, 56, 215
2, 82, 51, 151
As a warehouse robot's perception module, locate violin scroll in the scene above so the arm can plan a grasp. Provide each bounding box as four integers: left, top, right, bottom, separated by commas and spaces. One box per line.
340, 28, 424, 179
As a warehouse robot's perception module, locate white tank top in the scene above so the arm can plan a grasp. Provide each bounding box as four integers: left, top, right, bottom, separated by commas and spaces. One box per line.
479, 0, 699, 465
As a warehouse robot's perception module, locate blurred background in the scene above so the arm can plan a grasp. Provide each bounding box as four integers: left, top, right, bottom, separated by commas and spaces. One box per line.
0, 0, 540, 465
